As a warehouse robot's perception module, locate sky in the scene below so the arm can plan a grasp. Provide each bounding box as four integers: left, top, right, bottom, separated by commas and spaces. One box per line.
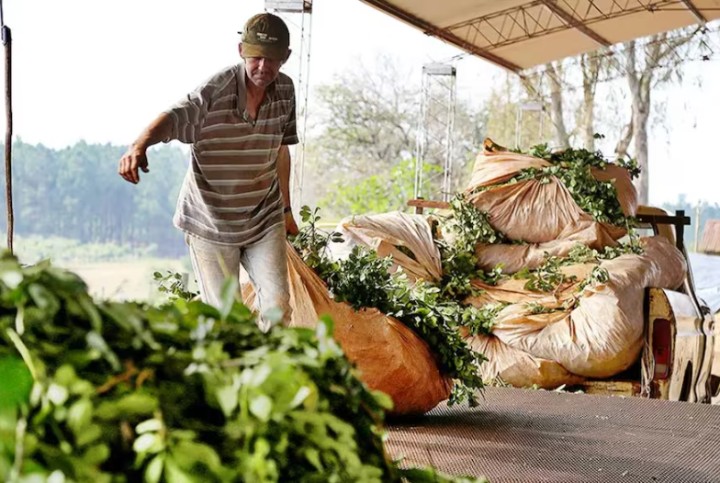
2, 0, 720, 206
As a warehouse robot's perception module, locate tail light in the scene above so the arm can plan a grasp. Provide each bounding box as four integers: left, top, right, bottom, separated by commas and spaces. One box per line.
652, 318, 672, 379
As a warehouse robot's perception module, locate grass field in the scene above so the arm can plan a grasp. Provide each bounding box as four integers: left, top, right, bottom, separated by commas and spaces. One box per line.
60, 258, 192, 302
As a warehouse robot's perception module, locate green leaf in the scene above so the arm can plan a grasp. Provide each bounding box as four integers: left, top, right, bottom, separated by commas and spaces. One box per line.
144, 454, 165, 483
5, 328, 38, 380
85, 331, 121, 371
219, 278, 238, 320
0, 357, 33, 409
289, 386, 312, 409
0, 267, 23, 289
75, 423, 103, 447
133, 433, 163, 454
249, 394, 273, 422
136, 418, 164, 434
370, 390, 394, 411
216, 385, 238, 418
82, 443, 110, 466
67, 397, 93, 437
172, 440, 222, 472
305, 448, 323, 471
95, 393, 159, 420
164, 456, 194, 483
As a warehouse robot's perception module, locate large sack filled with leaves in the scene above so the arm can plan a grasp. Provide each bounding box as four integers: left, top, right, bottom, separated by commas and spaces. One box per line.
0, 253, 479, 483
464, 332, 584, 388
474, 228, 617, 274
244, 243, 453, 415
463, 139, 638, 245
327, 211, 442, 282
467, 236, 686, 384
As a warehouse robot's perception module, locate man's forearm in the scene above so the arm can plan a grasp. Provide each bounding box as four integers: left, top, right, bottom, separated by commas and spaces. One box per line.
277, 145, 292, 208
133, 112, 174, 151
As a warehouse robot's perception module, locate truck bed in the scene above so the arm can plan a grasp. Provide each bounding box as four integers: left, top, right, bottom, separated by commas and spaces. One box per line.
386, 387, 720, 482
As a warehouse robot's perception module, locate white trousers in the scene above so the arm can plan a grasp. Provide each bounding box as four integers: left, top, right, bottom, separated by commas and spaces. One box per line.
186, 225, 291, 331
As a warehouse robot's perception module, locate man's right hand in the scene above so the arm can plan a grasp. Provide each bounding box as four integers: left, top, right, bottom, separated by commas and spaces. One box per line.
118, 145, 150, 184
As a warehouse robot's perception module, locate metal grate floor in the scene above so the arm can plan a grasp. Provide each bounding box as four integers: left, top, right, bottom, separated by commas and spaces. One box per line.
386, 387, 720, 482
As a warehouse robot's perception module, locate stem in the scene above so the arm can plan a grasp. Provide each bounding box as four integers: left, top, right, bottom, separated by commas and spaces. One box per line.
9, 416, 27, 482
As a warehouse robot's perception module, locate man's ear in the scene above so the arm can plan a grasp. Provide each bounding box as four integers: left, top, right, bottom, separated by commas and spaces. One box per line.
284, 49, 292, 62
238, 43, 245, 58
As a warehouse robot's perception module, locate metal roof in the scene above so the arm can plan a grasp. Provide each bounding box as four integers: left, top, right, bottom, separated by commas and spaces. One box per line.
359, 0, 720, 72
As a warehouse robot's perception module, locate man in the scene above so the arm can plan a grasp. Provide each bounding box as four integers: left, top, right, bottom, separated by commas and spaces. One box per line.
118, 12, 299, 330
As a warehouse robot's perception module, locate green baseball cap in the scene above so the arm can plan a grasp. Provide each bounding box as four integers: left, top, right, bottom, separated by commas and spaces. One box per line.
240, 13, 290, 61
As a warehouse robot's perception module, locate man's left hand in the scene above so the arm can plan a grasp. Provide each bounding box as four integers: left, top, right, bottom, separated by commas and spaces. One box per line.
285, 211, 299, 236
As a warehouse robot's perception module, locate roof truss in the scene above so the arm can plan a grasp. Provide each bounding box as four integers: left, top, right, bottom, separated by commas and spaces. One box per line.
362, 0, 719, 71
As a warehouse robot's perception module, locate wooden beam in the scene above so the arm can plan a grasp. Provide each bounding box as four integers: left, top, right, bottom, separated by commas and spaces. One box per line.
360, 0, 523, 72
679, 0, 707, 24
407, 199, 450, 214
539, 0, 611, 47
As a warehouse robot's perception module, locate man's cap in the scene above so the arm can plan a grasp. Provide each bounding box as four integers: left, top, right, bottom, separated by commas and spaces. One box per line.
240, 13, 290, 61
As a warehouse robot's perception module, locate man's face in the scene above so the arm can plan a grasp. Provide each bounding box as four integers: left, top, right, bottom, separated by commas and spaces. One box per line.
243, 53, 286, 89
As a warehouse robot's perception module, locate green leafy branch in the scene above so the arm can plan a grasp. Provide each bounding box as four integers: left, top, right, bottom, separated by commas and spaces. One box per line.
0, 251, 482, 482
292, 207, 486, 406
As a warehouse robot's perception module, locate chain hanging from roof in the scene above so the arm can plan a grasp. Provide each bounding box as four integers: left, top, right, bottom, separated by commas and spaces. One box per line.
415, 63, 457, 202
265, 0, 313, 212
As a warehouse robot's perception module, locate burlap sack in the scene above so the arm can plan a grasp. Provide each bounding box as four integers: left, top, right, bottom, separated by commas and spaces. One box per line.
243, 243, 453, 415
464, 145, 637, 244
474, 223, 620, 274
468, 236, 686, 380
465, 333, 584, 389
327, 212, 442, 283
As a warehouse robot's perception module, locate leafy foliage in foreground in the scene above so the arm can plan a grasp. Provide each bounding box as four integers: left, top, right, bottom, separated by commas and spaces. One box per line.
0, 253, 484, 482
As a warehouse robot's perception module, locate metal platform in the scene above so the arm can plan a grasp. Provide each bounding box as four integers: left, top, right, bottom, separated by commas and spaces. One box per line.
386, 387, 720, 482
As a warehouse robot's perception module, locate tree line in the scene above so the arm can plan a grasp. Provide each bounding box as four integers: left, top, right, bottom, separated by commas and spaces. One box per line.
0, 140, 189, 257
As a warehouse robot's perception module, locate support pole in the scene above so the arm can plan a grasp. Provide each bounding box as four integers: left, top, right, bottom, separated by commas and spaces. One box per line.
1, 1, 13, 254
265, 0, 312, 212
415, 63, 456, 201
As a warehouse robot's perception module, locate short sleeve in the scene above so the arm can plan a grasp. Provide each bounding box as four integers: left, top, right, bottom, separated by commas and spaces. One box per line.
282, 103, 299, 146
162, 67, 236, 144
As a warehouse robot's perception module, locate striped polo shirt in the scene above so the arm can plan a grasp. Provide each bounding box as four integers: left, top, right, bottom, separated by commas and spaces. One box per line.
163, 62, 298, 246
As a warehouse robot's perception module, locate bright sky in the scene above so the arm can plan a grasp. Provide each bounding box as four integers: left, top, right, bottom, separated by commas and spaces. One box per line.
3, 0, 720, 206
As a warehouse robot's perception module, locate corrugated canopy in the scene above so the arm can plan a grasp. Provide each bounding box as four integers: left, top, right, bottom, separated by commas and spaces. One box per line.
359, 0, 720, 72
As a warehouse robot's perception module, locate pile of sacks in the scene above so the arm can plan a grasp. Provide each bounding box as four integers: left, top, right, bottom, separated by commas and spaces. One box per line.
324, 142, 686, 390
244, 140, 687, 413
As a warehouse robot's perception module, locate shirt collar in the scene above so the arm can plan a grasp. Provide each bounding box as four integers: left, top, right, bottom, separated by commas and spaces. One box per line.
236, 62, 278, 116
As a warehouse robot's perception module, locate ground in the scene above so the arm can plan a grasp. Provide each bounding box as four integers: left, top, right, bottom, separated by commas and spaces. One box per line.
60, 258, 190, 302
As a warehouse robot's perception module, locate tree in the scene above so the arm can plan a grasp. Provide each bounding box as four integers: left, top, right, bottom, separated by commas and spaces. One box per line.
488, 26, 705, 205
615, 28, 702, 204
309, 55, 418, 181
0, 140, 189, 258
304, 55, 486, 216
318, 157, 441, 217
579, 53, 603, 151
